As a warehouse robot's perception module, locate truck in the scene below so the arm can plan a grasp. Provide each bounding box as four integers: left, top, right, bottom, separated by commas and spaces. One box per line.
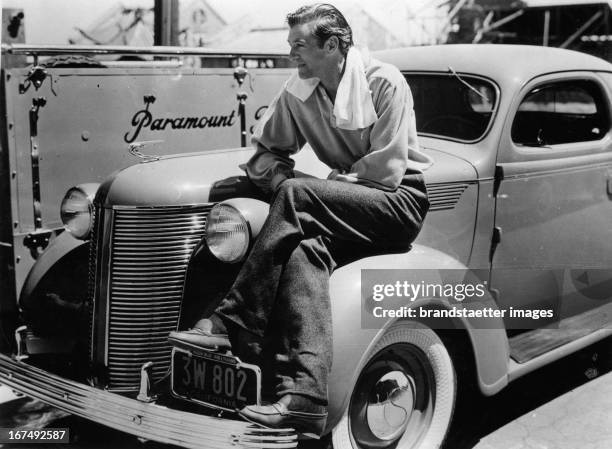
0, 42, 290, 349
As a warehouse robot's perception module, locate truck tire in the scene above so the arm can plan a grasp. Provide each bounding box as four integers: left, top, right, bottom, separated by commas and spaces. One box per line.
332, 322, 456, 449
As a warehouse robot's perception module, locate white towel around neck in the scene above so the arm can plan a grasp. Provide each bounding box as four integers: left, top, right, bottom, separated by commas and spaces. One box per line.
333, 47, 377, 130
285, 47, 378, 130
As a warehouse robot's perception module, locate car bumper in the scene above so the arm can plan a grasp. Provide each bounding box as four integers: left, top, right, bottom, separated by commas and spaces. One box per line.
0, 353, 297, 449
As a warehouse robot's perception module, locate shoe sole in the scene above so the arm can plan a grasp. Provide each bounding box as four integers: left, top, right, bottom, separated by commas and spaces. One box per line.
167, 336, 231, 354
237, 411, 324, 440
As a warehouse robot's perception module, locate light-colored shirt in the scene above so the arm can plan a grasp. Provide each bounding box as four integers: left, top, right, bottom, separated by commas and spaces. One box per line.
246, 51, 432, 193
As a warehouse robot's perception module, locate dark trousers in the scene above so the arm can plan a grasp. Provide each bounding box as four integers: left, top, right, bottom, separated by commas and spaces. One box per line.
216, 174, 429, 403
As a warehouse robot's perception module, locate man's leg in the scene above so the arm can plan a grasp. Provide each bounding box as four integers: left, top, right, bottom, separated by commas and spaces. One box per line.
234, 176, 426, 435
216, 176, 428, 339
271, 236, 335, 404
270, 234, 410, 406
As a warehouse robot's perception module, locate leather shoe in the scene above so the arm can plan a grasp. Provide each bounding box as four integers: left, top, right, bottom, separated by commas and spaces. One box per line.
168, 315, 231, 352
239, 394, 327, 439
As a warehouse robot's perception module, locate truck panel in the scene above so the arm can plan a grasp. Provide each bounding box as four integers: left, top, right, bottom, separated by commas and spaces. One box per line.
2, 65, 290, 297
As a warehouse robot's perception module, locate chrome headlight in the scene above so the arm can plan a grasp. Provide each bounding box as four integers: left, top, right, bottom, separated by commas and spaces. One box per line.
206, 203, 250, 263
60, 184, 98, 239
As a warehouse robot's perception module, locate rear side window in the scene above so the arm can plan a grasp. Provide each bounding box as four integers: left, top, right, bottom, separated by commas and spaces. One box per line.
512, 80, 609, 146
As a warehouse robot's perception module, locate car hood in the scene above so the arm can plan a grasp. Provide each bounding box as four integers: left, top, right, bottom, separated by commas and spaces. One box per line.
99, 145, 477, 207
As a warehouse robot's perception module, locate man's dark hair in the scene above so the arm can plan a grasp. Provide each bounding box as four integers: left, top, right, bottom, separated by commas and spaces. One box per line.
286, 4, 353, 55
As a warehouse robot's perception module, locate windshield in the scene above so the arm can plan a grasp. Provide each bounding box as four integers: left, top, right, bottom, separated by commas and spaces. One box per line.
404, 73, 497, 141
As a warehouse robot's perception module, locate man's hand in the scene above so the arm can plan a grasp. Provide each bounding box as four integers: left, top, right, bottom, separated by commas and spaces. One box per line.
327, 169, 359, 184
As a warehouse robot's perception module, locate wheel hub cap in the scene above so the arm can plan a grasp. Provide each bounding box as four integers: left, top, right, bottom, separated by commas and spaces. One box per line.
366, 371, 415, 440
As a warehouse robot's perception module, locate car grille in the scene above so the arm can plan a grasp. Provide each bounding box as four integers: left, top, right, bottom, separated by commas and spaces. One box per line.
89, 204, 213, 391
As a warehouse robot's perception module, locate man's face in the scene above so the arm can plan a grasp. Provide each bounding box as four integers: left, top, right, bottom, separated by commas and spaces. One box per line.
287, 22, 328, 79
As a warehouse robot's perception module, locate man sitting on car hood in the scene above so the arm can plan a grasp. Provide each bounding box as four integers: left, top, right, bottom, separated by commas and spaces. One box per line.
169, 2, 431, 437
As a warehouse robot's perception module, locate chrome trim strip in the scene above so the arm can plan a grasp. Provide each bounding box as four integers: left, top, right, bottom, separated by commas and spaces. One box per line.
110, 204, 220, 211
104, 210, 115, 367
0, 354, 297, 449
87, 206, 100, 363
2, 43, 288, 59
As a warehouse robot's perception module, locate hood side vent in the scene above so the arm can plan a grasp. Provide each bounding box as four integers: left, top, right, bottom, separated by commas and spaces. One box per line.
427, 182, 470, 211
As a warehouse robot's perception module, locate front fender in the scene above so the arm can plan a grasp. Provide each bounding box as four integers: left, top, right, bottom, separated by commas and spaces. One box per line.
19, 231, 89, 337
326, 244, 509, 430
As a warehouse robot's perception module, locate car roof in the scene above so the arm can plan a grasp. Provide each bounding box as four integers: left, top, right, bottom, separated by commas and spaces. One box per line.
375, 44, 612, 86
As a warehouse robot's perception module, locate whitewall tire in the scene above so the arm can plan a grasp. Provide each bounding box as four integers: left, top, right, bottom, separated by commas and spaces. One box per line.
332, 322, 456, 449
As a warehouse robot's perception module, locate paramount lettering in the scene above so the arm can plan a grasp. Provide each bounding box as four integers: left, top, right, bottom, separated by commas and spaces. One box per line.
124, 108, 237, 143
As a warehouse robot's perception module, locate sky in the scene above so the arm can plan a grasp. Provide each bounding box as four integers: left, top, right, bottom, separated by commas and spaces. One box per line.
2, 0, 156, 44
0, 0, 439, 45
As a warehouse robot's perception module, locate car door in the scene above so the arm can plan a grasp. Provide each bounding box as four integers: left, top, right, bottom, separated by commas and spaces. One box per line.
490, 72, 612, 333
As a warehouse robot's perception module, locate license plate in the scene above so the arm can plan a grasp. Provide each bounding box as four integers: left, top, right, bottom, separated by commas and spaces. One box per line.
171, 347, 261, 411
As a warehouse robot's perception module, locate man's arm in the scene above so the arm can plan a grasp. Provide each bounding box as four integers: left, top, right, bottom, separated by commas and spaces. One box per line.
339, 74, 417, 190
246, 90, 306, 194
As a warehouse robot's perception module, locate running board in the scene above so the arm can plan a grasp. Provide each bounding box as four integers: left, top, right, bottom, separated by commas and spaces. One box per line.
509, 303, 612, 364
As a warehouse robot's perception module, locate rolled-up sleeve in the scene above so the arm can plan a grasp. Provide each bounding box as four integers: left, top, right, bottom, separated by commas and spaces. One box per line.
246, 90, 306, 193
349, 76, 417, 191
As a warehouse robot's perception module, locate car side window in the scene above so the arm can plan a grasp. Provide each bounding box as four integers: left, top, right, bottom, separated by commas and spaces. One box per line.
511, 80, 609, 146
